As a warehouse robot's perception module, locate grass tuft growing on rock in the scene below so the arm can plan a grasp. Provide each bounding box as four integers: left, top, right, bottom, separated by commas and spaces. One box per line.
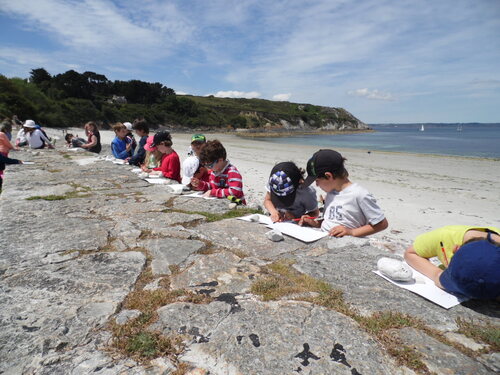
26, 184, 92, 201
111, 287, 213, 363
111, 314, 184, 363
251, 259, 351, 314
457, 318, 500, 352
167, 207, 262, 223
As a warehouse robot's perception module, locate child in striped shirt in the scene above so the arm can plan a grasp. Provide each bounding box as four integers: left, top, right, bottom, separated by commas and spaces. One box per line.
191, 140, 246, 204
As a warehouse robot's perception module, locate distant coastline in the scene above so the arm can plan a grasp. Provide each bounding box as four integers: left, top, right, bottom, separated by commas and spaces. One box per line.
236, 128, 374, 138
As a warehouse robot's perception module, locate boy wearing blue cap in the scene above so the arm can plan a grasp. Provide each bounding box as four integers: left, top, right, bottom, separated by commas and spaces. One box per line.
404, 226, 500, 299
264, 161, 319, 223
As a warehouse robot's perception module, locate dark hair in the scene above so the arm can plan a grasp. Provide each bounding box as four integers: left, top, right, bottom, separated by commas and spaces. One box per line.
199, 140, 226, 164
65, 133, 74, 143
132, 119, 149, 134
317, 157, 349, 179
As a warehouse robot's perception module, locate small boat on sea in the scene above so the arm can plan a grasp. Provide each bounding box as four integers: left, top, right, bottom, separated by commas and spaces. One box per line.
420, 124, 425, 132
457, 125, 463, 132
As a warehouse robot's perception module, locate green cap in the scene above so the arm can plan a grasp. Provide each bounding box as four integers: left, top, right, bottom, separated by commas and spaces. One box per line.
191, 134, 206, 143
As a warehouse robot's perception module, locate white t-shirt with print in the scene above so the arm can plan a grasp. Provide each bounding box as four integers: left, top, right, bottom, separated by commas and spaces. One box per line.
266, 184, 318, 218
321, 183, 385, 232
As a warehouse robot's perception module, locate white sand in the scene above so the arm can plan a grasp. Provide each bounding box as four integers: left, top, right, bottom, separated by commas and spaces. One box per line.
53, 128, 500, 253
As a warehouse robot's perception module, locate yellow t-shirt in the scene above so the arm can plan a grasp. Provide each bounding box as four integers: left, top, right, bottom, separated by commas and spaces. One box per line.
413, 225, 500, 266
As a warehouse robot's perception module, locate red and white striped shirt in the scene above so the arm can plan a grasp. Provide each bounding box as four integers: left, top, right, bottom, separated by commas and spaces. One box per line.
197, 162, 246, 204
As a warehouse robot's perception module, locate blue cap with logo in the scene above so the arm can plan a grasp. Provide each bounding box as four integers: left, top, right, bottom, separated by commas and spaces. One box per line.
439, 232, 500, 300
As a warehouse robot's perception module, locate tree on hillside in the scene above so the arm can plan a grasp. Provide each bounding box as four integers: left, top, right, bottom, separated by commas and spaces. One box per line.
29, 68, 52, 86
53, 70, 93, 100
83, 71, 111, 97
112, 80, 175, 105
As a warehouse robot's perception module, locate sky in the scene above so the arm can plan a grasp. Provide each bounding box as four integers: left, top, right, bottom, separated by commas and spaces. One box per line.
0, 0, 499, 123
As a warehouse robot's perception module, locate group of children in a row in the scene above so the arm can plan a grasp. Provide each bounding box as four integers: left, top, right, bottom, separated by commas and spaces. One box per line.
109, 124, 500, 302
3, 118, 499, 301
108, 121, 246, 203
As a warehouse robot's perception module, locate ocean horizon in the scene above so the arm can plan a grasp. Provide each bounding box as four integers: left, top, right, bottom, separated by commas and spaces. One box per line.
257, 123, 500, 159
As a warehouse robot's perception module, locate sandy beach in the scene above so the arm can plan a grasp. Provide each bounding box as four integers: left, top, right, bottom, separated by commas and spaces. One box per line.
52, 128, 499, 253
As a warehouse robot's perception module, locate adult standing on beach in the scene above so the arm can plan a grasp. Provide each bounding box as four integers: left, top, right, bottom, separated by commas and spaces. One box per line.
80, 121, 101, 153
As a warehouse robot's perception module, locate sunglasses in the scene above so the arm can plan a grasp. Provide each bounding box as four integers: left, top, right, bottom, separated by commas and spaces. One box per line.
205, 160, 218, 169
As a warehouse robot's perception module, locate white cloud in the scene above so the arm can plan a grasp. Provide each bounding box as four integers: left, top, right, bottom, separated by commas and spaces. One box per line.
175, 90, 188, 95
347, 88, 394, 101
211, 91, 261, 99
272, 93, 291, 101
0, 0, 192, 60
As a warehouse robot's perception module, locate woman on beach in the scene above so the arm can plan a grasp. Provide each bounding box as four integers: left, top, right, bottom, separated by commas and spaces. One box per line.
264, 161, 319, 222
81, 121, 101, 153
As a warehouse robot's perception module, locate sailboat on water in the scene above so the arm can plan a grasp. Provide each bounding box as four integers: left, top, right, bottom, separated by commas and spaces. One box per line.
420, 124, 425, 132
457, 125, 463, 132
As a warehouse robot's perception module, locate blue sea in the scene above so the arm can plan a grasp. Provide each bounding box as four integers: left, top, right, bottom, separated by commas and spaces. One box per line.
257, 123, 500, 159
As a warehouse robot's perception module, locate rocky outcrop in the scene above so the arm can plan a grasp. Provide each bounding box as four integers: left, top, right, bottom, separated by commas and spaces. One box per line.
0, 148, 498, 374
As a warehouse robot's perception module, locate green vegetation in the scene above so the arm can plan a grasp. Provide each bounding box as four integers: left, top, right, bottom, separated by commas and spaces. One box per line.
168, 207, 262, 222
26, 183, 91, 200
457, 318, 500, 351
111, 288, 212, 362
1, 68, 363, 129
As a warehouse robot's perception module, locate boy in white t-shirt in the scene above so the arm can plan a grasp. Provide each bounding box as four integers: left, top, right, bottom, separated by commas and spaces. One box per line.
301, 149, 388, 237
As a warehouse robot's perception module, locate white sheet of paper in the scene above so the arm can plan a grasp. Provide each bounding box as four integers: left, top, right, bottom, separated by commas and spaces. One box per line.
145, 178, 170, 184
131, 168, 142, 173
183, 192, 217, 199
74, 157, 99, 166
373, 267, 467, 309
269, 222, 328, 243
237, 214, 327, 242
112, 160, 126, 165
237, 214, 273, 226
21, 161, 35, 165
166, 184, 186, 194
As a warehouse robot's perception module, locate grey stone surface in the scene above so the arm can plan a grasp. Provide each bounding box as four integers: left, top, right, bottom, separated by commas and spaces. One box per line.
196, 218, 322, 259
170, 251, 259, 296
138, 237, 206, 275
170, 195, 232, 214
1, 148, 497, 375
179, 300, 401, 375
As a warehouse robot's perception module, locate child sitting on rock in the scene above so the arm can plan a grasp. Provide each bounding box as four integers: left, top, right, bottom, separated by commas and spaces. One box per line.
264, 161, 318, 222
191, 140, 246, 204
64, 133, 86, 148
182, 134, 209, 188
141, 131, 181, 183
300, 149, 388, 237
111, 123, 133, 160
128, 120, 149, 166
404, 226, 500, 299
143, 136, 162, 169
